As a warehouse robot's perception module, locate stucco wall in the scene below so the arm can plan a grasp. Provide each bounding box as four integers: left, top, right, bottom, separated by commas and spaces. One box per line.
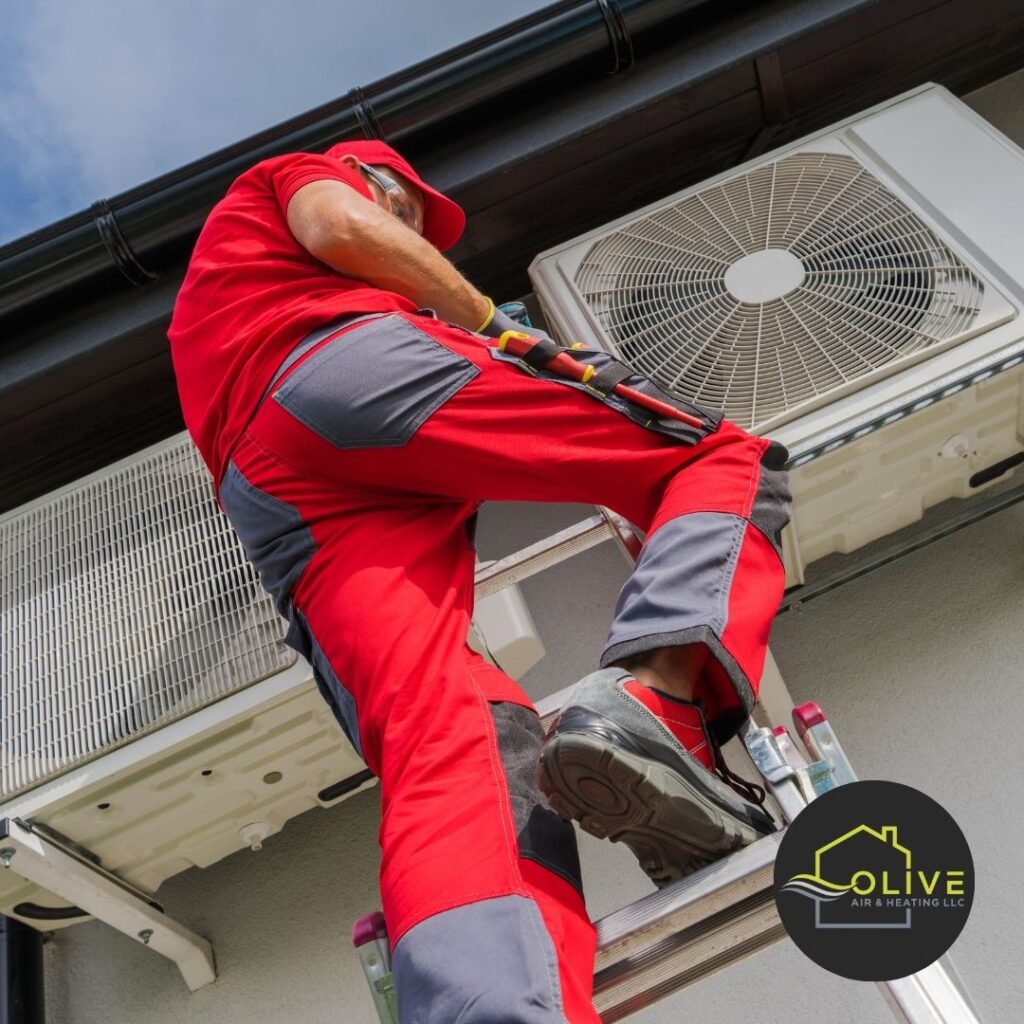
40, 74, 1024, 1023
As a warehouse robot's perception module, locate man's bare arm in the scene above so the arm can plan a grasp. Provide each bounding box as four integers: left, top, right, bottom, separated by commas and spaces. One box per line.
286, 179, 491, 329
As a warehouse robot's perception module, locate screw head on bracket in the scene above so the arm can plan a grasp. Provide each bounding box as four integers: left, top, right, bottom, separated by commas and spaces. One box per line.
939, 433, 974, 460
137, 929, 154, 945
0, 847, 15, 868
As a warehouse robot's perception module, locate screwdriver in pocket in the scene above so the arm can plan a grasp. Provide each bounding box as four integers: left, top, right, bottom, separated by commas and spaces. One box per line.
497, 330, 707, 431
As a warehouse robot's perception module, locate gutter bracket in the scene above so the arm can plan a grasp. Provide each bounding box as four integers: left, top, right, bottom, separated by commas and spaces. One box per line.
90, 200, 157, 287
347, 86, 388, 141
741, 50, 790, 163
754, 50, 789, 125
595, 0, 635, 74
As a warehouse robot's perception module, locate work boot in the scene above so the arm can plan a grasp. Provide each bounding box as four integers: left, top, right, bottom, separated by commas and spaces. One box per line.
537, 667, 776, 888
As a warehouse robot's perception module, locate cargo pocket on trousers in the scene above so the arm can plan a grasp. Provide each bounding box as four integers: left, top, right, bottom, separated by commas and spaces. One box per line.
272, 314, 480, 449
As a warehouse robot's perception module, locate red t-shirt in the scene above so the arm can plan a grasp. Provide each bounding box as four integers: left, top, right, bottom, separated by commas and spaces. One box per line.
168, 152, 418, 488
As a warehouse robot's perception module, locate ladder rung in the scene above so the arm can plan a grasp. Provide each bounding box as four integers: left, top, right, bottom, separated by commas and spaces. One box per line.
473, 513, 616, 600
592, 832, 785, 1021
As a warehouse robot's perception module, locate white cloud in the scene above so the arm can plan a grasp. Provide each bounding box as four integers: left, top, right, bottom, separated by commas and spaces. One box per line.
0, 0, 549, 235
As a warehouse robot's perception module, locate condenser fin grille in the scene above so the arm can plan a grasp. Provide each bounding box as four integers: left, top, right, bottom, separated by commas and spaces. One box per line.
574, 152, 994, 429
1, 439, 295, 799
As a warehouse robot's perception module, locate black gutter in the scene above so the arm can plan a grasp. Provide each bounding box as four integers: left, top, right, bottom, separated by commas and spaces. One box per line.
0, 0, 715, 324
6, 0, 1024, 515
0, 916, 44, 1024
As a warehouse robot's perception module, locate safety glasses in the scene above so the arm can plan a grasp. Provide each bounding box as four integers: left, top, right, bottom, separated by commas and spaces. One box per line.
358, 162, 423, 234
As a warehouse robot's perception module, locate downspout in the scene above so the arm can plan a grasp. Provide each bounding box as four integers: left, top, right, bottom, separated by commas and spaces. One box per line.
0, 0, 712, 321
0, 916, 44, 1024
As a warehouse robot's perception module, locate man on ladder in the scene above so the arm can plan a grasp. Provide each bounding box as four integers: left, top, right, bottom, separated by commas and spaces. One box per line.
168, 139, 792, 1023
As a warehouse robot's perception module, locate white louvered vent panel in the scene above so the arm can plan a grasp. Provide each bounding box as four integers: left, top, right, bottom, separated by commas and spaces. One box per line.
1, 439, 295, 799
574, 152, 993, 430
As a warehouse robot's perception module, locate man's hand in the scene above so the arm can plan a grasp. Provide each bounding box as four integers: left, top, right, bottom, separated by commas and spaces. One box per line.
286, 178, 490, 330
479, 302, 559, 346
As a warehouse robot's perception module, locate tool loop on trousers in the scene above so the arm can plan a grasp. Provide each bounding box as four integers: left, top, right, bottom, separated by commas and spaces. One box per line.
589, 362, 634, 397
514, 335, 564, 371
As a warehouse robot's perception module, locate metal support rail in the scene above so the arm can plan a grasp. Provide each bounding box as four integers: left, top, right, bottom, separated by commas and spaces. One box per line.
779, 477, 1024, 613
0, 818, 215, 992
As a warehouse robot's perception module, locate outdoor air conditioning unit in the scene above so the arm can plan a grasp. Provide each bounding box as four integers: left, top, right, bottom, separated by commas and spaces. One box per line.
530, 84, 1024, 586
0, 433, 543, 931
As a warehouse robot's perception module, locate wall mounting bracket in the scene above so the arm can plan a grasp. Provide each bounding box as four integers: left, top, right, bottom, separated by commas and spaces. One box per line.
0, 818, 215, 992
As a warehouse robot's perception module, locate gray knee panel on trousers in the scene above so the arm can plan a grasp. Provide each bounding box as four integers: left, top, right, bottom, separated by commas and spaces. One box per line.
392, 895, 566, 1023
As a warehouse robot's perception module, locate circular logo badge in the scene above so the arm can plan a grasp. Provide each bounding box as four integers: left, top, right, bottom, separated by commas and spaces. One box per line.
773, 780, 974, 981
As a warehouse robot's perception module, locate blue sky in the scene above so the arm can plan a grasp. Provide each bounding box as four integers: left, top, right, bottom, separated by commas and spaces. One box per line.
0, 0, 551, 246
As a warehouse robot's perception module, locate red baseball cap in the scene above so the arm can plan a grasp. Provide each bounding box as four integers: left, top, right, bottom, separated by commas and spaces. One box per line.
324, 139, 466, 251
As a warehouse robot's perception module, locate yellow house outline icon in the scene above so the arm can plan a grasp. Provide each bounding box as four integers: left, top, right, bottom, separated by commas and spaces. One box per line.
791, 824, 915, 930
815, 824, 912, 883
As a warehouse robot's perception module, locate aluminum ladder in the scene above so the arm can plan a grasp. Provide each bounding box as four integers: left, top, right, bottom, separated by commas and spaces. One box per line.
353, 507, 982, 1024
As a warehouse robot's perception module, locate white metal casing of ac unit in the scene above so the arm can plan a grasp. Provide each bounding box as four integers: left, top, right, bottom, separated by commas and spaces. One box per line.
0, 433, 544, 929
529, 84, 1024, 586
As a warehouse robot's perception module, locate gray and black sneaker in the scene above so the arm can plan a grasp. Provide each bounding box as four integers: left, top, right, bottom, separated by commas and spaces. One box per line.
537, 667, 776, 888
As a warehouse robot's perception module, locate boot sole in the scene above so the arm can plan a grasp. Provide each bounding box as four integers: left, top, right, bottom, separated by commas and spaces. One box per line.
538, 730, 766, 887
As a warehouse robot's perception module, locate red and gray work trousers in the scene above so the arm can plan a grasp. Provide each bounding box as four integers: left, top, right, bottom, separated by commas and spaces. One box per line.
217, 310, 791, 1023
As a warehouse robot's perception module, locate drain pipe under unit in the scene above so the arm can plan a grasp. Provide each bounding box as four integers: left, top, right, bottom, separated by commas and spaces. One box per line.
0, 915, 44, 1024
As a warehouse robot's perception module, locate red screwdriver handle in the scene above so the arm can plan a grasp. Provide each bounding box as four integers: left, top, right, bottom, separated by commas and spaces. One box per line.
498, 331, 595, 384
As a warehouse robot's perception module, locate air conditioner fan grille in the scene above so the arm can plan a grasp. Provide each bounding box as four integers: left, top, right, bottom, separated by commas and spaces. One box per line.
574, 152, 986, 428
